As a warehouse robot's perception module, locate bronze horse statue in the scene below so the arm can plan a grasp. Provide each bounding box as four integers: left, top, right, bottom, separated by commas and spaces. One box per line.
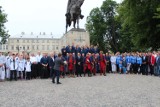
65, 0, 84, 33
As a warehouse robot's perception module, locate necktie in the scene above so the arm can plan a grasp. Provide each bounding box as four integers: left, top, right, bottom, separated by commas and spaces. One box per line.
13, 59, 15, 69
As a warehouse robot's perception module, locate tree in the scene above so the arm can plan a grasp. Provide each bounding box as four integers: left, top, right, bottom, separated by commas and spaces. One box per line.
0, 6, 10, 44
153, 7, 160, 27
118, 0, 160, 50
86, 0, 120, 52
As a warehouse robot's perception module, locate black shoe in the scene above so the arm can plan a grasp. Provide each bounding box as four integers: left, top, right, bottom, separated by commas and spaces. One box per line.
57, 82, 61, 84
52, 81, 55, 84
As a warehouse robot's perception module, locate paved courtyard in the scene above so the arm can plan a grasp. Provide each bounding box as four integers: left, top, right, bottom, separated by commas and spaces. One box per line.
0, 74, 160, 107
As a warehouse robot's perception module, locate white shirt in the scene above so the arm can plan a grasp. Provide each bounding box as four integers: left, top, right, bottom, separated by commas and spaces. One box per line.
30, 56, 37, 63
6, 56, 12, 68
10, 58, 18, 70
18, 59, 25, 71
25, 61, 31, 72
36, 55, 42, 63
111, 56, 117, 64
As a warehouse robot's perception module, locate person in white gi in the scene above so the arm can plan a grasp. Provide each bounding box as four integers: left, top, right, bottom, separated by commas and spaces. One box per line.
5, 52, 12, 80
0, 51, 6, 82
110, 54, 117, 73
25, 57, 32, 80
18, 54, 25, 79
10, 54, 18, 81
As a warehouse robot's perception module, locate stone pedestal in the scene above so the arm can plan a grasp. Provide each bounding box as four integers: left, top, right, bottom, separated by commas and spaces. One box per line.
60, 28, 90, 47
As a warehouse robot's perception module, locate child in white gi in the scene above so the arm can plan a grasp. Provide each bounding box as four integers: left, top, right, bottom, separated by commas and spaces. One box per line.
18, 54, 25, 80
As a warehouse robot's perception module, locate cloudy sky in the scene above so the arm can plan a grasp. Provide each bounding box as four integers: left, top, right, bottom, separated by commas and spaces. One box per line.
0, 0, 122, 37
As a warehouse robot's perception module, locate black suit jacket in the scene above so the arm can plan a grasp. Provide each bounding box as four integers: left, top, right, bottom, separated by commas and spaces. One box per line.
48, 57, 55, 68
142, 56, 148, 65
76, 56, 83, 67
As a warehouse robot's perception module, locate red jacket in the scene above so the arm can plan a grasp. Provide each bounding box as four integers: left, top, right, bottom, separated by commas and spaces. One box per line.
85, 56, 92, 70
151, 55, 156, 65
68, 55, 76, 71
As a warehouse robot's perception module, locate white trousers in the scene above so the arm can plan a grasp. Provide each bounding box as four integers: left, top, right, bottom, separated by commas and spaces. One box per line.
6, 68, 10, 79
0, 67, 5, 80
111, 64, 117, 72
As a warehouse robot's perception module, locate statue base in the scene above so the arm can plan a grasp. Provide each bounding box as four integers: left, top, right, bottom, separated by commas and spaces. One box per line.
60, 28, 90, 47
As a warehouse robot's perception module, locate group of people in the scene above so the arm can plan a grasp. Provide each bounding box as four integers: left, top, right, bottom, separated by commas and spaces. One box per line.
0, 44, 160, 84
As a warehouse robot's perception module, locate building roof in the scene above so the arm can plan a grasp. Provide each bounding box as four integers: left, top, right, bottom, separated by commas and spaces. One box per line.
10, 32, 61, 39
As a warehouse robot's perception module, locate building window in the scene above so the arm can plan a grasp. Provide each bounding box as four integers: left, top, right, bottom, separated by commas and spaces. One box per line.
23, 40, 25, 43
42, 45, 45, 50
32, 45, 34, 50
17, 39, 19, 43
27, 46, 29, 50
27, 40, 29, 43
47, 45, 49, 50
52, 45, 55, 50
37, 46, 39, 50
11, 45, 14, 50
47, 40, 49, 43
3, 45, 5, 50
56, 46, 58, 50
6, 45, 8, 50
37, 40, 39, 43
42, 40, 45, 43
23, 46, 25, 50
52, 40, 55, 43
32, 40, 34, 43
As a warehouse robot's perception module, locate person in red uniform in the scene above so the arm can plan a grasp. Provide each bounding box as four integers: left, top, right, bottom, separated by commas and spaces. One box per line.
99, 51, 106, 76
84, 53, 92, 77
90, 53, 96, 76
67, 53, 76, 77
150, 52, 156, 75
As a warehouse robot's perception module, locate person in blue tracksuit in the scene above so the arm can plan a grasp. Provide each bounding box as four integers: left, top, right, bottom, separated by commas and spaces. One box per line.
136, 55, 142, 74
116, 54, 122, 73
126, 53, 132, 73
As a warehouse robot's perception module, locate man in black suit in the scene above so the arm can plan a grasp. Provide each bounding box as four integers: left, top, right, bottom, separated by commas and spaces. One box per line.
142, 53, 148, 75
76, 53, 83, 77
49, 52, 55, 78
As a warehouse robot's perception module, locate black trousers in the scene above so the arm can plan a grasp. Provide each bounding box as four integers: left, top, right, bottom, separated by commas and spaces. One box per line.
84, 68, 91, 77
150, 65, 154, 75
106, 64, 110, 73
41, 66, 48, 79
116, 64, 119, 73
76, 65, 82, 76
37, 63, 41, 77
18, 71, 25, 79
10, 70, 17, 81
131, 64, 137, 74
52, 70, 60, 83
26, 72, 31, 80
31, 64, 37, 79
141, 64, 148, 75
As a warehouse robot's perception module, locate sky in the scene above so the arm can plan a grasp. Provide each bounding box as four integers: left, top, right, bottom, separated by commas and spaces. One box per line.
0, 0, 122, 38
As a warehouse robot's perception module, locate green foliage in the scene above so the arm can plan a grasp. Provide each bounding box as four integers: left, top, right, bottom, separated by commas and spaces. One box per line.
153, 7, 160, 27
0, 6, 10, 44
86, 0, 120, 52
86, 0, 160, 52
